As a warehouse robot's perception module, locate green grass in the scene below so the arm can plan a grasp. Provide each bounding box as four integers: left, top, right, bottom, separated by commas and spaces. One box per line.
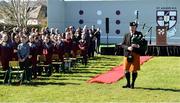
0, 56, 180, 102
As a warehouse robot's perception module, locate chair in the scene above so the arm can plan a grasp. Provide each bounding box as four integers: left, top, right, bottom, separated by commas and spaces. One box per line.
63, 53, 73, 72
9, 61, 24, 85
37, 55, 49, 67
76, 50, 83, 64
51, 54, 62, 73
64, 53, 70, 58
64, 58, 72, 72
0, 65, 8, 84
36, 55, 49, 75
70, 57, 77, 69
52, 54, 62, 65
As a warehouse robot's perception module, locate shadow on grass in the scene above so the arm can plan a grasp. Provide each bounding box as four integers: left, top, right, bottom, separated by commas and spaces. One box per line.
0, 79, 82, 86
0, 81, 4, 84
89, 69, 108, 72
92, 56, 118, 61
28, 81, 81, 86
37, 77, 88, 81
72, 71, 100, 74
37, 77, 69, 81
53, 74, 92, 78
2, 81, 81, 86
136, 87, 180, 92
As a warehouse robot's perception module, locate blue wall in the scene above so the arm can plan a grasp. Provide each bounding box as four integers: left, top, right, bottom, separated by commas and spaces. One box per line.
48, 0, 180, 45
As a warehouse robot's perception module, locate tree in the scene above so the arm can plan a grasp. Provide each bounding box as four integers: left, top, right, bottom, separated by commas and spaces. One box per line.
0, 0, 45, 28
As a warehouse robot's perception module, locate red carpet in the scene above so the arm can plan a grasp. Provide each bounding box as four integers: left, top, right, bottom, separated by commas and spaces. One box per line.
88, 56, 153, 84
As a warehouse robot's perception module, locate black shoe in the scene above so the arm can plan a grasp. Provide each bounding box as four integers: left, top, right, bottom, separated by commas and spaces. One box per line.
131, 83, 135, 89
122, 84, 131, 88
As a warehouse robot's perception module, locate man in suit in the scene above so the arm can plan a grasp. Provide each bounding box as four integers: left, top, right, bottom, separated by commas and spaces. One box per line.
121, 22, 143, 89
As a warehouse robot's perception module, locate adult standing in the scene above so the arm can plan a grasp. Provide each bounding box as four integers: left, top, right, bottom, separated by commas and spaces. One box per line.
121, 22, 143, 89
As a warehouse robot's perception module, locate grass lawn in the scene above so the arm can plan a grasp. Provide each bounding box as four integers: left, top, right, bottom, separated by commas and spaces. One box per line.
0, 55, 180, 102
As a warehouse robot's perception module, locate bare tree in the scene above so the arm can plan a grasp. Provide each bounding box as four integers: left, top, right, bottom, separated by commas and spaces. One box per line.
0, 0, 44, 28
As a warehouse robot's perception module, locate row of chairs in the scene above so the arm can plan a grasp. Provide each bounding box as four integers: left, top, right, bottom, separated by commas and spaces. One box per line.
38, 54, 82, 72
0, 54, 83, 85
0, 61, 24, 85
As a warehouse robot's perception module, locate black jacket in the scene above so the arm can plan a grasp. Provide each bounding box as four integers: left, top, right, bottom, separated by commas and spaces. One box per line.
121, 31, 144, 56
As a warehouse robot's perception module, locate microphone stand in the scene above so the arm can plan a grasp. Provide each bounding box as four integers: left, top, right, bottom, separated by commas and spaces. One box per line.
149, 27, 152, 45
107, 33, 109, 47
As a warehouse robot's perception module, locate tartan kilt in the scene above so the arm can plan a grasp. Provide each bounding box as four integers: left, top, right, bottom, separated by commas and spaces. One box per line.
124, 52, 140, 72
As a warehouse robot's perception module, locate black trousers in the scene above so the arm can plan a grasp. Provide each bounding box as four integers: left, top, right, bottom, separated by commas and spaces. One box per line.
19, 59, 31, 81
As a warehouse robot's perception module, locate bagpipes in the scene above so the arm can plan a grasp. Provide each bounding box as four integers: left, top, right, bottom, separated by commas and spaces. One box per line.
131, 10, 154, 55
131, 23, 152, 55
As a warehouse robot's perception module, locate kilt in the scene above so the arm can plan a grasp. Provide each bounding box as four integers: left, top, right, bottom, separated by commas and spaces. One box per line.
124, 52, 140, 72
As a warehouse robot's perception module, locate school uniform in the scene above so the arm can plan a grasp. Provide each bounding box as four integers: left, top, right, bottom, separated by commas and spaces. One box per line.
79, 39, 88, 66
11, 41, 19, 60
17, 42, 31, 81
54, 41, 65, 72
42, 41, 53, 76
28, 42, 38, 79
0, 42, 12, 83
64, 38, 73, 58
